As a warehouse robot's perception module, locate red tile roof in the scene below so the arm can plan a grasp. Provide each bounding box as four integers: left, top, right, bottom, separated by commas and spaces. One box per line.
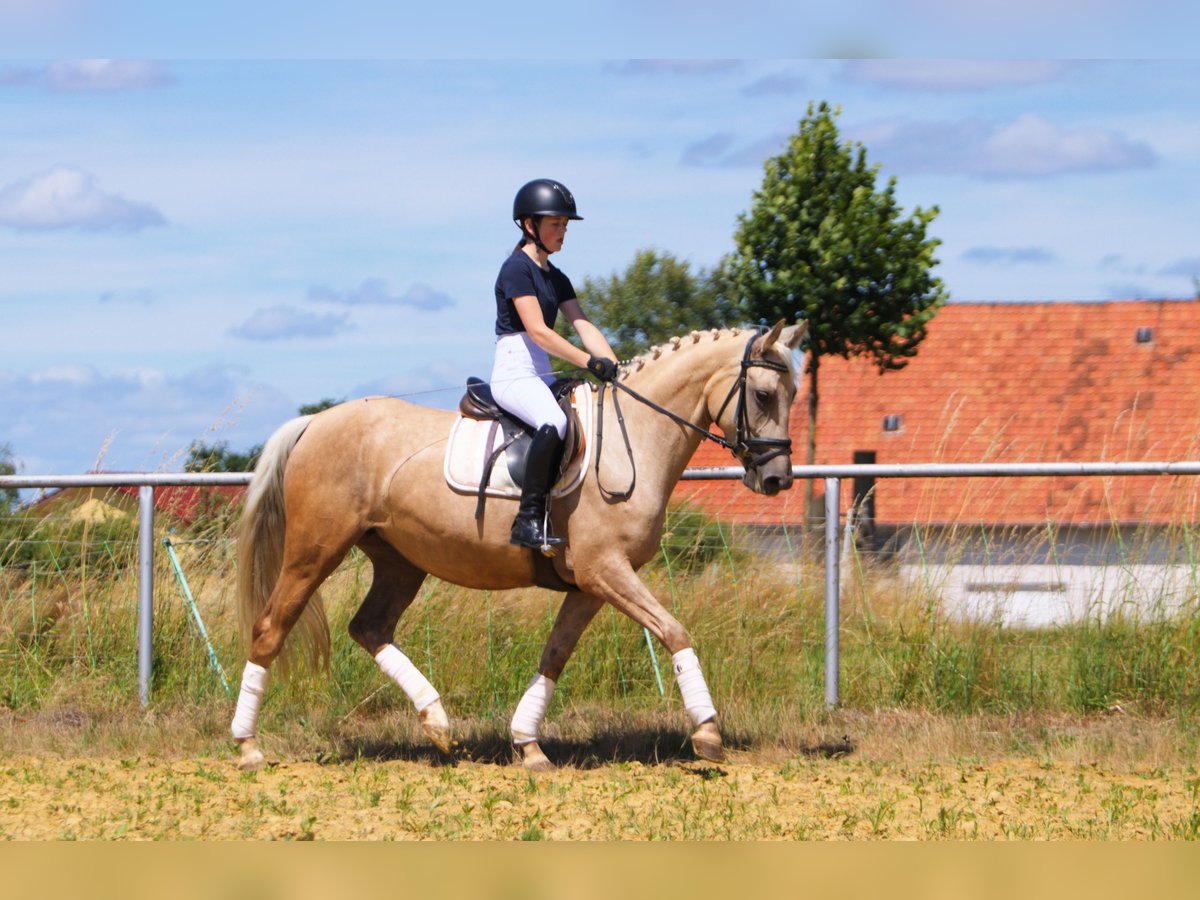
35, 482, 245, 525
111, 484, 245, 524
675, 300, 1200, 526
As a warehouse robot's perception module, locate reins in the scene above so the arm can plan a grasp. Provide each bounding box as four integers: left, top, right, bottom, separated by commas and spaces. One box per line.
592, 329, 793, 501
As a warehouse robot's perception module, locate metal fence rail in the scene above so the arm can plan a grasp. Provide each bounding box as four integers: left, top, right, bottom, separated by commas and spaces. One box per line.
4, 462, 1200, 707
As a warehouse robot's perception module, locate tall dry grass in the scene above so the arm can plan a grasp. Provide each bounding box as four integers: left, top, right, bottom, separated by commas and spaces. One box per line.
3, 497, 1200, 764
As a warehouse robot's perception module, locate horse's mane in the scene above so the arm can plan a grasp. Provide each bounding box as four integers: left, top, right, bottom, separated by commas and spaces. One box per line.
621, 327, 799, 380
621, 328, 747, 373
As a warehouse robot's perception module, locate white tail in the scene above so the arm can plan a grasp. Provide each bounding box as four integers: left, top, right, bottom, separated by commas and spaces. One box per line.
235, 415, 331, 675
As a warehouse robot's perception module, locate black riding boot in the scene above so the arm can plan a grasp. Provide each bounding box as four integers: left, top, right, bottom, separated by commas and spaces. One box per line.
510, 424, 567, 554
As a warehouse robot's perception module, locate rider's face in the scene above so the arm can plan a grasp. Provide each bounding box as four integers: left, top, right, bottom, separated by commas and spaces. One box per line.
533, 216, 569, 253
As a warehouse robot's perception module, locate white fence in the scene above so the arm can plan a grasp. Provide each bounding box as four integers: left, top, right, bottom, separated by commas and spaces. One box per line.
3, 462, 1200, 707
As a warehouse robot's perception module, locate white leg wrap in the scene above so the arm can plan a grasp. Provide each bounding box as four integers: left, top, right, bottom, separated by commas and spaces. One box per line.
672, 648, 717, 726
375, 644, 440, 712
231, 661, 269, 740
510, 673, 556, 746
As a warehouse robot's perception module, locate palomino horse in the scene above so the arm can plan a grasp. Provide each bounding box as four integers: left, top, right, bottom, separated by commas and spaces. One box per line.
231, 320, 806, 772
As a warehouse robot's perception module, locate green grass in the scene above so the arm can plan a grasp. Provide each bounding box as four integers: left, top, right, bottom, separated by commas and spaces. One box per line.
3, 504, 1200, 754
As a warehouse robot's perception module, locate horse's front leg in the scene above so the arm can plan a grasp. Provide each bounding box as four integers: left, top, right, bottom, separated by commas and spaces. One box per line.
512, 590, 605, 772
581, 561, 724, 764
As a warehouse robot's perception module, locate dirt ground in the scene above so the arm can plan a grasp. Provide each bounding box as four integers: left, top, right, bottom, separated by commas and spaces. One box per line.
3, 705, 1199, 840
2, 750, 1198, 840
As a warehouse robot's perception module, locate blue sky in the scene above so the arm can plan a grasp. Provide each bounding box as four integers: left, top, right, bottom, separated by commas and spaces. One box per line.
2, 57, 1199, 476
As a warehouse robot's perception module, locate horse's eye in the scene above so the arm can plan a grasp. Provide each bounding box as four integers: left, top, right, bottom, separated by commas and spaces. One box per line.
755, 389, 771, 406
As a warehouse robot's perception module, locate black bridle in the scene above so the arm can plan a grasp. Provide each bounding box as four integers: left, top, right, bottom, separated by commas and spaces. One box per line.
594, 329, 793, 501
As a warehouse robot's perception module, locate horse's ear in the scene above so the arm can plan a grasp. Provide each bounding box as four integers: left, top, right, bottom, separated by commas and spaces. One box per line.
756, 319, 787, 354
780, 320, 808, 351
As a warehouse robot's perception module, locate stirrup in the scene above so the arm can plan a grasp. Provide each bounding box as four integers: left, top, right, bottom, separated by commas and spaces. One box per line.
511, 533, 565, 557
510, 512, 565, 556
538, 510, 565, 557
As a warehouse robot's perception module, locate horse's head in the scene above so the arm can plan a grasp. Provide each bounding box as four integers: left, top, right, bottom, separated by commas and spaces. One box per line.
709, 320, 807, 496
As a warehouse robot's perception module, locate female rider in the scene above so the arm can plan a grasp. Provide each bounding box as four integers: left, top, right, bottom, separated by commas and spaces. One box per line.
491, 178, 619, 551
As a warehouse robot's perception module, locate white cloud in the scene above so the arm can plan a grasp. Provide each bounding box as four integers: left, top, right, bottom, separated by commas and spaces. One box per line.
0, 167, 167, 231
854, 114, 1156, 178
0, 60, 172, 91
229, 305, 352, 341
27, 363, 96, 386
307, 278, 455, 310
1, 362, 294, 475
983, 114, 1154, 177
46, 60, 172, 91
842, 60, 1071, 91
962, 246, 1058, 265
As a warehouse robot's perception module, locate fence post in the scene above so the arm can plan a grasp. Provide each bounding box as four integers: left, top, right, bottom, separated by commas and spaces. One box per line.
824, 477, 841, 708
138, 486, 155, 706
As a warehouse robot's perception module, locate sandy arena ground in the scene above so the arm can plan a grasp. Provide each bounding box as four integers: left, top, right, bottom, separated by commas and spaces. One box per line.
2, 751, 1198, 840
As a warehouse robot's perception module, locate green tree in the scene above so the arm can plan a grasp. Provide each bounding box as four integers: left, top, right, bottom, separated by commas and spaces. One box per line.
0, 443, 19, 514
298, 397, 342, 416
723, 101, 948, 516
562, 248, 732, 362
184, 440, 263, 473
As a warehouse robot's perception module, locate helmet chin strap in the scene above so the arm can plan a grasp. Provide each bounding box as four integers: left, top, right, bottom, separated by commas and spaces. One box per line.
519, 216, 550, 254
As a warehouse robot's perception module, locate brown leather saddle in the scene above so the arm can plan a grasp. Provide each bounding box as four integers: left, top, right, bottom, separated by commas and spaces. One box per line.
457, 376, 585, 518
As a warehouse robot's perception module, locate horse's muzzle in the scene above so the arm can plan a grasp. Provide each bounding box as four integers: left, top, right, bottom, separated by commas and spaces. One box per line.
744, 464, 794, 496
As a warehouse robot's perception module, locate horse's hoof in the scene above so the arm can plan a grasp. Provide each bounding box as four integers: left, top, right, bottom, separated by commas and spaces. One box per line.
420, 700, 452, 754
236, 738, 267, 772
519, 741, 555, 773
691, 721, 725, 763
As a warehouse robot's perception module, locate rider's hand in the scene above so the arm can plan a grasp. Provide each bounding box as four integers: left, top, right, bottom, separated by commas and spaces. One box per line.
587, 356, 618, 382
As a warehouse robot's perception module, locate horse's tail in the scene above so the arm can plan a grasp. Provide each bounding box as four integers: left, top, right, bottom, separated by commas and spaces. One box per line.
236, 414, 331, 677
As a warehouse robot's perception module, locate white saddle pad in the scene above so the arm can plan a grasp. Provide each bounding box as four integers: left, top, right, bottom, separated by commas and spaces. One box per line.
443, 382, 595, 500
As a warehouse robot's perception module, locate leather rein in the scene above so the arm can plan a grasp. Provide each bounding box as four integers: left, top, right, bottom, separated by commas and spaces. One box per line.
593, 329, 793, 501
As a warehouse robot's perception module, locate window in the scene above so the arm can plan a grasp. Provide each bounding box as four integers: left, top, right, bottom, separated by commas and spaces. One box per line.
882, 414, 902, 433
1135, 326, 1153, 344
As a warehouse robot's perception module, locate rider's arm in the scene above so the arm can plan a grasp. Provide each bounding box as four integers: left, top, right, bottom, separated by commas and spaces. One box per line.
512, 295, 592, 369
559, 298, 618, 362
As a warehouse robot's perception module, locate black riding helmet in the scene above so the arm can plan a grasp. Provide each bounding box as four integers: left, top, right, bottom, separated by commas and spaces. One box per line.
513, 179, 582, 253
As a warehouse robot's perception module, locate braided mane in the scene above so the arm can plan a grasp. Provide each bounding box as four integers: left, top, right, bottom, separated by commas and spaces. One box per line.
620, 328, 749, 374
620, 326, 799, 381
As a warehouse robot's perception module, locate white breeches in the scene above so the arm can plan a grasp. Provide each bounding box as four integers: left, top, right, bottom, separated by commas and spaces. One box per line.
491, 333, 567, 439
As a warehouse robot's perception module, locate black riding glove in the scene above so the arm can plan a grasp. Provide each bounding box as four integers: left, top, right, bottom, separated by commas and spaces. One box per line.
587, 356, 618, 382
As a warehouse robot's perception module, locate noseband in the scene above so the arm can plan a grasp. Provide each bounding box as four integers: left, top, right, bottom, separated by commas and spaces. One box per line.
594, 329, 793, 501
710, 330, 794, 471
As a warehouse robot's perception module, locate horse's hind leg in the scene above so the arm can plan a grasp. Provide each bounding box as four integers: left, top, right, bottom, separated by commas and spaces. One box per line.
234, 530, 358, 772
513, 590, 605, 773
347, 533, 450, 754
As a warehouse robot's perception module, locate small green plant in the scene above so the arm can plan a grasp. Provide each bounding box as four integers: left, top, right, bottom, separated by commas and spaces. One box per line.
654, 502, 741, 574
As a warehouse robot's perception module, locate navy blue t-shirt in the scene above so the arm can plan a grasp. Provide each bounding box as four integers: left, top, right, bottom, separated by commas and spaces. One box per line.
494, 251, 576, 335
